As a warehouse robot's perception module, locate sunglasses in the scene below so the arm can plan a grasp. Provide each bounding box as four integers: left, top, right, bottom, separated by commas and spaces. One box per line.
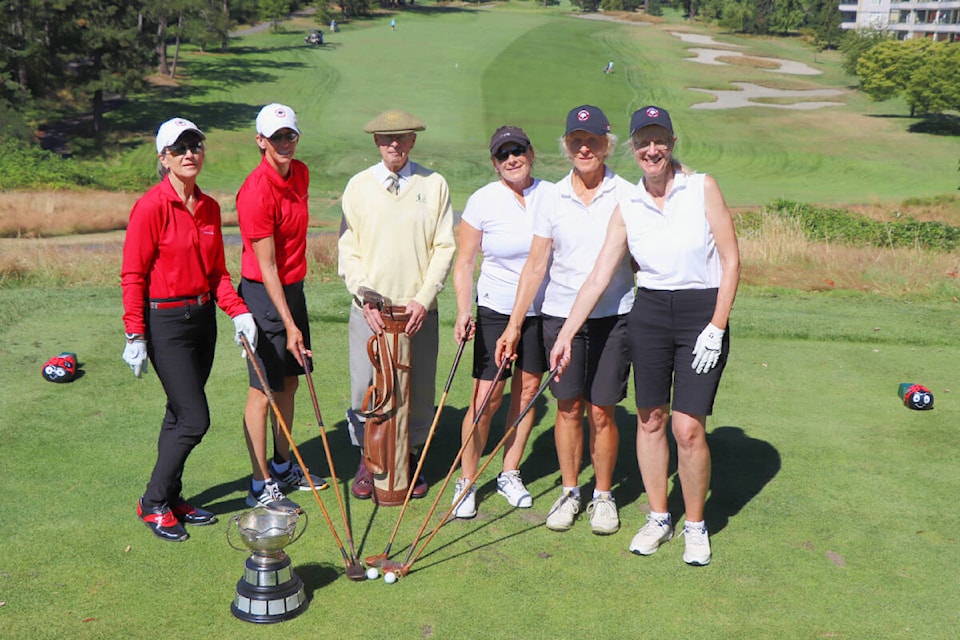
268, 131, 300, 143
494, 144, 528, 161
166, 140, 204, 156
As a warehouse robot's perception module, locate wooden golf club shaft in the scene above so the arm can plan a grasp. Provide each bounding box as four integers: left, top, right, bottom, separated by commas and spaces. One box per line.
301, 349, 361, 566
403, 365, 558, 573
399, 354, 511, 567
239, 334, 358, 574
374, 335, 467, 562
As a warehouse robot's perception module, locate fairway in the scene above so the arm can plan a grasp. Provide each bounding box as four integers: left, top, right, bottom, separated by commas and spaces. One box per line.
109, 5, 957, 215
2, 5, 960, 640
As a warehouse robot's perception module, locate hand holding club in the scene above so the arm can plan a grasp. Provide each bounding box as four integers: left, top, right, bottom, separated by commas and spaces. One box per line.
232, 312, 258, 357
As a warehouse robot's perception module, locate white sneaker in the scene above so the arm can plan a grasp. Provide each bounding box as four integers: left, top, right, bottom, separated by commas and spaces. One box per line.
545, 491, 580, 531
629, 513, 674, 555
682, 522, 712, 566
496, 470, 533, 508
586, 494, 619, 535
452, 478, 477, 519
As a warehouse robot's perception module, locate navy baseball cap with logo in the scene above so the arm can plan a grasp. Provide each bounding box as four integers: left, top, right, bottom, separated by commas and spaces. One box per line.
565, 105, 610, 136
630, 105, 674, 137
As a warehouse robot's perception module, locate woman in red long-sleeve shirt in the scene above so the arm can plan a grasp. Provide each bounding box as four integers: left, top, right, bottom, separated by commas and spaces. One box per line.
121, 117, 258, 542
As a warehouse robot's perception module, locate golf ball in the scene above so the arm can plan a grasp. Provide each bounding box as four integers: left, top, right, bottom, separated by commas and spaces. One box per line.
383, 571, 397, 584
366, 567, 379, 580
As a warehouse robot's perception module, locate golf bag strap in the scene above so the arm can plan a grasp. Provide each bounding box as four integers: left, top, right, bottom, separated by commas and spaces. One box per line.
359, 332, 395, 418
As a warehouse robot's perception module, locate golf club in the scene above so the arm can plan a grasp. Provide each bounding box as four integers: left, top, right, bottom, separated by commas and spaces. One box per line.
239, 334, 361, 581
398, 364, 558, 576
300, 349, 366, 582
389, 354, 512, 573
365, 335, 467, 568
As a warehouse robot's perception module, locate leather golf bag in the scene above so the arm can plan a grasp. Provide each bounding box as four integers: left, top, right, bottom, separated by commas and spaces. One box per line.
360, 307, 412, 506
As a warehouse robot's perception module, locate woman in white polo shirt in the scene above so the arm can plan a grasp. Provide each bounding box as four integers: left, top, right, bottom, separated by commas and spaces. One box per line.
548, 106, 740, 566
450, 126, 553, 519
496, 105, 635, 536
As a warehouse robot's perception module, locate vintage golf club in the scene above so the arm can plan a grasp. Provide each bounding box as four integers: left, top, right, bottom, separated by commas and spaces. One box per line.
239, 334, 364, 581
377, 355, 512, 575
389, 365, 559, 577
300, 349, 367, 582
364, 335, 467, 568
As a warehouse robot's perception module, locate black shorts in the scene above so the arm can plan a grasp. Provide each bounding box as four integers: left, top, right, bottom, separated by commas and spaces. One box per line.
628, 288, 728, 416
239, 277, 312, 392
541, 314, 630, 406
472, 306, 546, 381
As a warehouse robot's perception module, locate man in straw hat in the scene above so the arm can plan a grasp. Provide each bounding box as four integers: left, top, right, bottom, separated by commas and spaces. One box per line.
338, 109, 455, 504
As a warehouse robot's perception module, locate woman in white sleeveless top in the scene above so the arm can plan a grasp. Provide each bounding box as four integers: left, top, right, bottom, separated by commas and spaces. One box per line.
548, 106, 740, 566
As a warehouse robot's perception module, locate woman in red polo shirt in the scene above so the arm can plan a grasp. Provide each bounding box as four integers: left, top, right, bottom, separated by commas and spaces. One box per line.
121, 117, 258, 542
236, 103, 326, 514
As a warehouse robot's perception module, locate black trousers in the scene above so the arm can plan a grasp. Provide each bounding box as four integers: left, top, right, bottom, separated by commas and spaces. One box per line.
141, 301, 217, 507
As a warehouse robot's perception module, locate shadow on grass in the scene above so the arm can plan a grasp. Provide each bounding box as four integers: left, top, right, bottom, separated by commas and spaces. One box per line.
868, 113, 960, 137
295, 562, 341, 596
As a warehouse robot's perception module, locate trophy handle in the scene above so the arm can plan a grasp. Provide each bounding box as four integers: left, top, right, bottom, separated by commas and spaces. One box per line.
290, 510, 308, 545
226, 514, 246, 552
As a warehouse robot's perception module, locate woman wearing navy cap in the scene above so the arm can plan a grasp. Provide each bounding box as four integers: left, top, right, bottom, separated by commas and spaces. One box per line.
496, 105, 635, 536
122, 117, 258, 542
549, 105, 741, 566
449, 125, 553, 519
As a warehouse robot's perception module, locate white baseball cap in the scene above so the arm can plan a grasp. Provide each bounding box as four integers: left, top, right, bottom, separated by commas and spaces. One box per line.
155, 118, 205, 154
256, 103, 300, 137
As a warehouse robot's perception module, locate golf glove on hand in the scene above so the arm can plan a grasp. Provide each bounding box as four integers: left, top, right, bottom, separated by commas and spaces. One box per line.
122, 339, 148, 378
233, 312, 258, 356
691, 322, 724, 375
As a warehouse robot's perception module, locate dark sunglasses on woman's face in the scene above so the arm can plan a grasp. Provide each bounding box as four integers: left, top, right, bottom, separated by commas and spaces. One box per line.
166, 140, 204, 156
494, 144, 527, 162
268, 131, 300, 143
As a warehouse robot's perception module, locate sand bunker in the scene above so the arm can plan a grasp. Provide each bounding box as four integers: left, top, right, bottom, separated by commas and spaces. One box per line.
689, 82, 844, 110
673, 32, 842, 109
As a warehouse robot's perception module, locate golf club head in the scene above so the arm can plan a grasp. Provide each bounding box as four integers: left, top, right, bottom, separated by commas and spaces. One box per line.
380, 559, 406, 575
345, 562, 367, 582
364, 553, 388, 568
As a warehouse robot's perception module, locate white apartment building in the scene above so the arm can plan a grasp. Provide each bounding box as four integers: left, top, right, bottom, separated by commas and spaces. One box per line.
839, 0, 960, 41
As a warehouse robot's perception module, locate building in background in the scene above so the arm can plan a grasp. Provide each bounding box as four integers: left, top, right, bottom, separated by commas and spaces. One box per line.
839, 0, 960, 41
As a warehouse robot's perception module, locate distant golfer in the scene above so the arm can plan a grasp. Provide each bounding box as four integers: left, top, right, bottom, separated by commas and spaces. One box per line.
390, 17, 396, 30
549, 105, 741, 566
449, 126, 552, 519
339, 109, 455, 502
603, 60, 614, 74
236, 103, 327, 515
122, 117, 258, 542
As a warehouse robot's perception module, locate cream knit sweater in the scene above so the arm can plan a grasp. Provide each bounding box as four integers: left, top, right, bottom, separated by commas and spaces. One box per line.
338, 162, 456, 310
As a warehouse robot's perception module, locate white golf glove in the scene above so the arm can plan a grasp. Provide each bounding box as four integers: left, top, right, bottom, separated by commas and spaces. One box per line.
691, 322, 724, 375
122, 338, 149, 378
233, 312, 258, 356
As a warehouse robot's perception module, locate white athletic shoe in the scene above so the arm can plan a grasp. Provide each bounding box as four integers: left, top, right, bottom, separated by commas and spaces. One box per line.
452, 478, 477, 519
586, 494, 619, 535
681, 522, 712, 566
545, 491, 580, 532
496, 470, 533, 508
629, 513, 674, 555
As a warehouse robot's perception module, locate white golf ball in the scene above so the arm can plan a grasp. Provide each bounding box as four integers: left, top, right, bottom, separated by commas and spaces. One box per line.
365, 567, 379, 580
383, 571, 397, 584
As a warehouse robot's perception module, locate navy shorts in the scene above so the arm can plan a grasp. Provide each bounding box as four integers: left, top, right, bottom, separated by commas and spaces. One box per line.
473, 306, 546, 381
239, 277, 312, 392
628, 288, 728, 416
542, 314, 630, 406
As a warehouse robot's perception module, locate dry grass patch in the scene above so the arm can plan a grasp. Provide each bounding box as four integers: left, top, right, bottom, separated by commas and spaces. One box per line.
715, 55, 781, 70
739, 215, 960, 296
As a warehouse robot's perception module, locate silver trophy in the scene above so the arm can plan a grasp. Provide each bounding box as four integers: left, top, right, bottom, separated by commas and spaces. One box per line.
227, 507, 309, 623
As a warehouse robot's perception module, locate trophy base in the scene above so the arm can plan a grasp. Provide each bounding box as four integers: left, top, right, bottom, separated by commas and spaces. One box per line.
231, 553, 308, 624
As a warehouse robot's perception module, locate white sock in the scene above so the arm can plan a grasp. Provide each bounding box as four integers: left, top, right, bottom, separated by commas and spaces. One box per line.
651, 510, 671, 524
562, 486, 580, 499
593, 489, 612, 500
685, 519, 705, 530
